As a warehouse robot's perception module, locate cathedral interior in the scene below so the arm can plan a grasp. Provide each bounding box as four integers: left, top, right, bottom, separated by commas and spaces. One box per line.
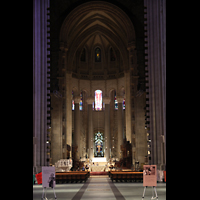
33, 0, 166, 174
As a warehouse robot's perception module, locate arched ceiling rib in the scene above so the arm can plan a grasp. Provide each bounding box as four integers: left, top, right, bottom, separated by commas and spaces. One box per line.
67, 24, 128, 67
60, 1, 135, 47
59, 1, 136, 73
67, 12, 128, 45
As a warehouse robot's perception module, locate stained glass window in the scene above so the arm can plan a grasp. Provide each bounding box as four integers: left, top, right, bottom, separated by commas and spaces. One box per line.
79, 92, 83, 110
115, 95, 118, 110
72, 100, 75, 110
72, 91, 74, 110
123, 98, 125, 110
95, 47, 101, 62
103, 102, 105, 110
94, 132, 104, 157
95, 90, 102, 111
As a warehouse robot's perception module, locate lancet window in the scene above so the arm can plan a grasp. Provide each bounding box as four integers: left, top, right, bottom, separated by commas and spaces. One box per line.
95, 47, 101, 62
115, 92, 118, 110
95, 90, 102, 111
79, 92, 83, 110
72, 91, 75, 110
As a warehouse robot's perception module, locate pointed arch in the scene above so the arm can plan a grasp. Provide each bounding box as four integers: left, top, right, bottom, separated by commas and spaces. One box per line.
95, 47, 101, 62
95, 89, 102, 111
80, 47, 86, 62
110, 47, 116, 61
59, 1, 136, 71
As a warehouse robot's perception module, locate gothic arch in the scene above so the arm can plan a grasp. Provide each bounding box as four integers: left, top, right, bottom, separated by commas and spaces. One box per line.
119, 86, 125, 97
92, 88, 105, 97
72, 87, 79, 96
59, 1, 136, 72
108, 88, 117, 99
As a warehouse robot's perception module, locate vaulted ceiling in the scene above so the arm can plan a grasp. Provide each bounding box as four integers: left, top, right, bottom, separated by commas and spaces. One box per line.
59, 1, 136, 76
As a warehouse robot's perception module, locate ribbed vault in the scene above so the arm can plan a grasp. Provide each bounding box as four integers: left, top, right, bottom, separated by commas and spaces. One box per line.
59, 1, 136, 78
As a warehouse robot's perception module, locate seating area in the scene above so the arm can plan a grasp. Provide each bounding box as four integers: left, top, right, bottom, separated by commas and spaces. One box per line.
55, 171, 90, 183
108, 171, 143, 182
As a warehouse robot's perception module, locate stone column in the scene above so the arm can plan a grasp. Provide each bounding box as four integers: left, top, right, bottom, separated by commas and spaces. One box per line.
144, 0, 166, 169
51, 95, 63, 165
87, 97, 94, 161
124, 71, 132, 143
104, 97, 111, 161
66, 72, 72, 158
74, 95, 81, 159
33, 0, 49, 173
117, 96, 124, 159
128, 42, 139, 165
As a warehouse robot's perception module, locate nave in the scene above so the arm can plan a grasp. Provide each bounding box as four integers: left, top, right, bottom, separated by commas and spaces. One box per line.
33, 176, 166, 200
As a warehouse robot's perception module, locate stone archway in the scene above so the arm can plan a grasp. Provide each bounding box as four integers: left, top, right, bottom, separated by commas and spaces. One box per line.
59, 1, 136, 73
51, 0, 144, 166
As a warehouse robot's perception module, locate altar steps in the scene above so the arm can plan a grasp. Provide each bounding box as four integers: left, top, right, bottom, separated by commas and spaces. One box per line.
90, 172, 108, 176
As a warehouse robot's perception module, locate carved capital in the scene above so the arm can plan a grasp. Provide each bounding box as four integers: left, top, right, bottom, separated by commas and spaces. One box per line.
86, 97, 94, 105
116, 96, 124, 103
74, 96, 81, 104
104, 97, 111, 104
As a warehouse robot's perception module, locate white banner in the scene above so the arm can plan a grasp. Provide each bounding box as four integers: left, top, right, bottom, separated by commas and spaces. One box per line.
42, 166, 56, 188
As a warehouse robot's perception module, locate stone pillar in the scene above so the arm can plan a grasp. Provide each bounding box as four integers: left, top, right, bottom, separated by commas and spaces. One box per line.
66, 72, 72, 158
117, 96, 124, 159
144, 0, 166, 169
51, 95, 63, 165
33, 0, 49, 173
87, 97, 94, 161
104, 97, 111, 161
128, 42, 139, 166
124, 71, 132, 143
74, 95, 81, 159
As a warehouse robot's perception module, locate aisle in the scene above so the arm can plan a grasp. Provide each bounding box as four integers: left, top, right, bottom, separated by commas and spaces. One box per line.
80, 176, 124, 200
33, 176, 166, 200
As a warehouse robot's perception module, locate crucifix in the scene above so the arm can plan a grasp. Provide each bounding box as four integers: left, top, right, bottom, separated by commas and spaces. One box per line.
97, 144, 101, 152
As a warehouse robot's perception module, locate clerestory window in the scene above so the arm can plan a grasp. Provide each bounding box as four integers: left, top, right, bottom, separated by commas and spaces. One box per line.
94, 90, 102, 111
95, 47, 101, 62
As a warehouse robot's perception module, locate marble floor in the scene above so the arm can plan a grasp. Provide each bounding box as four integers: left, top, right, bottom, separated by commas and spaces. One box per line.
33, 176, 166, 200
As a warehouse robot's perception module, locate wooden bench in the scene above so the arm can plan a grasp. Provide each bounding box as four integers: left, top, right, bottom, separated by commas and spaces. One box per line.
109, 171, 143, 182
55, 171, 90, 183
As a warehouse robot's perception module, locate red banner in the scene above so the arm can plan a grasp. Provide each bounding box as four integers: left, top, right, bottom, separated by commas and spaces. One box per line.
164, 171, 166, 182
35, 172, 42, 185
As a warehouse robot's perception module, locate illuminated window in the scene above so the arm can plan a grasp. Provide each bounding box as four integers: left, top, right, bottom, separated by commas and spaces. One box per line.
123, 98, 125, 110
79, 92, 83, 110
95, 90, 102, 111
114, 93, 118, 110
72, 100, 75, 110
94, 132, 104, 157
72, 91, 74, 110
95, 47, 101, 62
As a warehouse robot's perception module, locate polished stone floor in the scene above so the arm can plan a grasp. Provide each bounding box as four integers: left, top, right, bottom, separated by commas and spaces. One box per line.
33, 176, 166, 200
